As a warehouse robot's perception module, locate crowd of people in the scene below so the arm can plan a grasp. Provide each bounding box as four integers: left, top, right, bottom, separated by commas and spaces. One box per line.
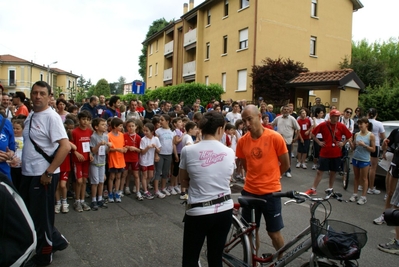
1, 83, 399, 266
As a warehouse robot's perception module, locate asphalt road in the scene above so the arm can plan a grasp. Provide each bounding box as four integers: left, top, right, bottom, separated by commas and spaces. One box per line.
51, 163, 397, 267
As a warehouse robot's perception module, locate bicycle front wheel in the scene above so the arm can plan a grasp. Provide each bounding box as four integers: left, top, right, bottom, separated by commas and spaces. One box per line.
223, 214, 251, 266
342, 157, 350, 190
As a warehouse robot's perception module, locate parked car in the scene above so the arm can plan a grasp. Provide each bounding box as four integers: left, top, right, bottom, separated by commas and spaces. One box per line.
376, 121, 399, 177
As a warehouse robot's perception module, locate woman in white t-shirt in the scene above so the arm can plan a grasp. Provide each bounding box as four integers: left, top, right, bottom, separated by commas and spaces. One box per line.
180, 111, 235, 267
311, 107, 326, 170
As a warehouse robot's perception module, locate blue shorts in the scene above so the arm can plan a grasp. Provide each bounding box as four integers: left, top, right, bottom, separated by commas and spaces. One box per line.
352, 159, 370, 169
318, 157, 341, 172
241, 189, 284, 233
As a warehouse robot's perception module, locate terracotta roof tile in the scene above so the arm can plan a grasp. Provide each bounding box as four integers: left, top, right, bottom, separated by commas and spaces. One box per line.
0, 54, 30, 63
288, 69, 354, 84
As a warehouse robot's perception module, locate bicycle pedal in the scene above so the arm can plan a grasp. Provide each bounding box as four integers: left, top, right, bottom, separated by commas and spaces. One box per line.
262, 253, 272, 259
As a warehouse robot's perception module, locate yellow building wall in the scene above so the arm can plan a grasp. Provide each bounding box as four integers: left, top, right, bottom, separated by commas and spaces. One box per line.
147, 34, 166, 89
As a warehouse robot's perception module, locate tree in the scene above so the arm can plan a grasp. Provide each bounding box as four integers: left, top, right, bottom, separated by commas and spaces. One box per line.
251, 57, 308, 106
139, 18, 170, 81
94, 79, 111, 97
117, 76, 126, 95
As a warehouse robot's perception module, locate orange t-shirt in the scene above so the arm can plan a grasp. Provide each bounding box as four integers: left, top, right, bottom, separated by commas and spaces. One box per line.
236, 129, 288, 195
16, 105, 29, 116
108, 131, 126, 169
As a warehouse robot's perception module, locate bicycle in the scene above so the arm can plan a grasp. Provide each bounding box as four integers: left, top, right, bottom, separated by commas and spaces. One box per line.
222, 190, 367, 267
339, 143, 351, 190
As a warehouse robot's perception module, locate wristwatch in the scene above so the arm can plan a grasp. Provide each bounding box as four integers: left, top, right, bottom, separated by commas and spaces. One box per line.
45, 170, 53, 178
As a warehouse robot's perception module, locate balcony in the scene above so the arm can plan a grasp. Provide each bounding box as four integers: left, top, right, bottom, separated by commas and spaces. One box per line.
0, 79, 17, 88
183, 28, 197, 50
163, 68, 173, 81
183, 61, 196, 81
164, 40, 174, 57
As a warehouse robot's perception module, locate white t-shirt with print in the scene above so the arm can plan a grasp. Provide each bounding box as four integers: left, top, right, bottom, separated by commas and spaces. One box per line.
155, 127, 175, 155
180, 140, 235, 216
139, 136, 161, 167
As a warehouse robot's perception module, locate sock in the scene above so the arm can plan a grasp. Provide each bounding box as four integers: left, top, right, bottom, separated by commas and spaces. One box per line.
360, 196, 366, 199
80, 199, 85, 203
75, 199, 80, 204
352, 193, 358, 196
98, 196, 103, 201
92, 197, 97, 202
61, 198, 67, 204
56, 200, 61, 205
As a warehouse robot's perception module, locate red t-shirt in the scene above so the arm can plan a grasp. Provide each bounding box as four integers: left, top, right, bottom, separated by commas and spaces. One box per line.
60, 152, 71, 172
262, 123, 273, 130
72, 127, 93, 162
124, 133, 141, 162
297, 117, 312, 140
312, 121, 352, 158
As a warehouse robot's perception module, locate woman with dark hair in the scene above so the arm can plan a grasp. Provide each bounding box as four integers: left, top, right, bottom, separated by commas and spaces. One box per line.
311, 107, 325, 170
180, 111, 235, 267
56, 98, 69, 122
352, 107, 362, 134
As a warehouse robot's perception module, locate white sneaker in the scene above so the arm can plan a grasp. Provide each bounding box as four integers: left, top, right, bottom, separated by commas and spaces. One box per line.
161, 188, 171, 196
357, 197, 367, 205
312, 164, 317, 170
301, 163, 307, 169
155, 190, 166, 199
291, 153, 295, 158
174, 186, 181, 194
55, 204, 61, 214
349, 194, 359, 202
358, 185, 363, 191
147, 183, 154, 190
136, 192, 143, 201
179, 193, 188, 200
168, 186, 177, 195
296, 162, 301, 168
373, 214, 386, 225
367, 187, 381, 195
124, 187, 131, 195
61, 203, 69, 213
285, 172, 292, 178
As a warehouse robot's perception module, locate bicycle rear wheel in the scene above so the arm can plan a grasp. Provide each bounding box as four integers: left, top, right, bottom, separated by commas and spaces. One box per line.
342, 157, 350, 190
223, 215, 251, 266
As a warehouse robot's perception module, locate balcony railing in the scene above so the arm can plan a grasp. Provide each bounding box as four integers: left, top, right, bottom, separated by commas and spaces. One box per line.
164, 40, 174, 56
163, 68, 172, 81
183, 61, 196, 77
183, 28, 197, 47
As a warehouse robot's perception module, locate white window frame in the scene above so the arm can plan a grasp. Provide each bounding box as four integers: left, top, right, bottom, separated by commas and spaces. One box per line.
222, 73, 227, 92
240, 0, 249, 10
310, 36, 317, 56
223, 35, 228, 54
8, 67, 16, 86
207, 9, 211, 25
205, 76, 209, 85
156, 40, 159, 51
237, 69, 247, 91
224, 0, 229, 17
155, 63, 158, 76
149, 44, 153, 55
149, 65, 153, 77
239, 28, 248, 50
311, 0, 318, 17
206, 42, 210, 60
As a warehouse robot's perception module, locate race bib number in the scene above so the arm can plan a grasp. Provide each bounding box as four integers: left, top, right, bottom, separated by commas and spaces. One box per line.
302, 124, 307, 130
82, 142, 90, 153
99, 145, 106, 156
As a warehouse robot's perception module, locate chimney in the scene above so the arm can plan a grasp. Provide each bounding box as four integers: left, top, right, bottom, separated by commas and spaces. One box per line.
183, 3, 188, 14
189, 0, 194, 10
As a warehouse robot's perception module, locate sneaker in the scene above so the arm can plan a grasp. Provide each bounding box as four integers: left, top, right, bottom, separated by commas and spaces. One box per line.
296, 162, 301, 168
349, 194, 359, 202
74, 202, 83, 212
81, 202, 91, 211
378, 239, 399, 255
55, 204, 61, 214
115, 193, 122, 203
108, 193, 114, 203
367, 187, 381, 195
301, 163, 307, 169
61, 203, 69, 213
143, 191, 155, 200
325, 188, 333, 196
357, 197, 367, 205
90, 201, 99, 211
291, 153, 295, 158
124, 187, 131, 195
161, 188, 171, 196
357, 185, 363, 191
103, 190, 109, 199
312, 164, 317, 170
118, 190, 124, 197
285, 172, 292, 178
136, 192, 144, 201
168, 186, 177, 195
180, 192, 188, 200
174, 186, 181, 194
373, 214, 386, 225
147, 183, 154, 190
305, 188, 317, 196
155, 190, 166, 199
97, 200, 108, 208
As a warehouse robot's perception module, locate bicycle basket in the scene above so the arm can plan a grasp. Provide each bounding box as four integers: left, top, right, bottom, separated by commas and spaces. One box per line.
311, 219, 367, 260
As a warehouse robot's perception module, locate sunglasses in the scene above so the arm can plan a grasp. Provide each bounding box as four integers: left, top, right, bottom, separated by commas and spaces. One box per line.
345, 111, 352, 114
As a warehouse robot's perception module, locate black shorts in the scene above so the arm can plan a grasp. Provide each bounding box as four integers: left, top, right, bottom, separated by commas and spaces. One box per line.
370, 146, 380, 158
318, 157, 341, 172
313, 138, 323, 159
297, 139, 310, 154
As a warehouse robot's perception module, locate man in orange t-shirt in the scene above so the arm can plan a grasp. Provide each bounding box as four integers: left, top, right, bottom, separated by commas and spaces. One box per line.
12, 92, 30, 117
236, 105, 290, 253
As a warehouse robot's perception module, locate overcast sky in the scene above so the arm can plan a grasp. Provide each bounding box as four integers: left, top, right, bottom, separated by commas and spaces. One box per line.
0, 0, 398, 85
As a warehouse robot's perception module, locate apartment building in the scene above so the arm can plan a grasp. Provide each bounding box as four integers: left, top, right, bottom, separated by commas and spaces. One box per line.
144, 0, 363, 105
0, 54, 79, 98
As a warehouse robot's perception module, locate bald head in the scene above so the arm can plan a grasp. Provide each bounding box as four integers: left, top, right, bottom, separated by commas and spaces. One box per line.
243, 104, 260, 115
242, 105, 263, 136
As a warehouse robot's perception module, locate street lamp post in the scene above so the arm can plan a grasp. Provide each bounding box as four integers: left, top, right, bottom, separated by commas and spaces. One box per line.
47, 61, 58, 85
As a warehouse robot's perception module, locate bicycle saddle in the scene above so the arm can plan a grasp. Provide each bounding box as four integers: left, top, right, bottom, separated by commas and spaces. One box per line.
238, 196, 267, 209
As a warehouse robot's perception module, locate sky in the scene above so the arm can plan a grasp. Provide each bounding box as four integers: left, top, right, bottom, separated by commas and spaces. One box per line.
0, 0, 398, 85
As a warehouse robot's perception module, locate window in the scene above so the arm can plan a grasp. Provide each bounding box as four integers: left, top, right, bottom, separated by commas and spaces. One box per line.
311, 0, 317, 17
156, 40, 159, 51
240, 0, 249, 9
149, 65, 153, 77
8, 69, 15, 86
310, 36, 317, 56
239, 28, 248, 49
223, 35, 228, 54
206, 42, 210, 59
40, 73, 43, 81
205, 76, 209, 85
149, 44, 153, 55
237, 69, 247, 91
224, 0, 229, 16
155, 63, 158, 75
207, 9, 211, 25
222, 73, 227, 92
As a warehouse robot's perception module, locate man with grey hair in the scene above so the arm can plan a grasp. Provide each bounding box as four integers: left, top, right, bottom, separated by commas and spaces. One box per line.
311, 97, 326, 117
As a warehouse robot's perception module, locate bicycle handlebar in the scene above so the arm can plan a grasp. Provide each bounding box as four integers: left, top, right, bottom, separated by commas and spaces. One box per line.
273, 190, 345, 202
